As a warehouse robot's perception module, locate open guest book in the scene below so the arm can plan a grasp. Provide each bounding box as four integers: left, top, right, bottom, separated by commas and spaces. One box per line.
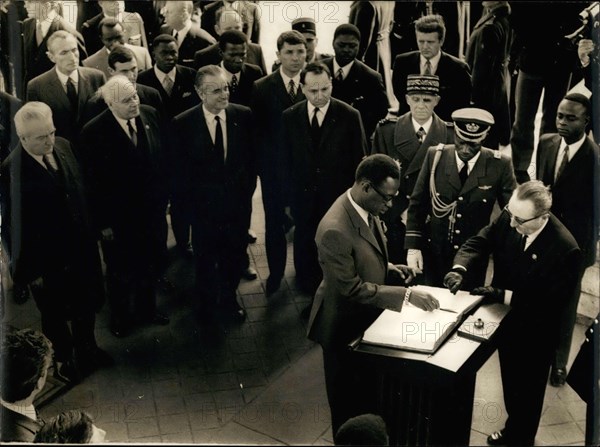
362, 285, 483, 354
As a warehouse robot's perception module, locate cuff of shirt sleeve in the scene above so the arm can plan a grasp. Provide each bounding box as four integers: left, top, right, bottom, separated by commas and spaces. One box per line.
504, 290, 513, 305
451, 264, 467, 272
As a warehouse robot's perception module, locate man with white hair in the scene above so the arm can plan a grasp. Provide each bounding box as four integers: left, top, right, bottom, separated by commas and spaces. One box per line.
159, 0, 215, 68
0, 102, 111, 383
80, 75, 169, 338
26, 30, 104, 146
20, 0, 87, 95
194, 7, 266, 74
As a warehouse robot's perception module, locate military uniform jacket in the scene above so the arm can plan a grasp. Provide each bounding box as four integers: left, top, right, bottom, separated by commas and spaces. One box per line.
371, 112, 454, 222
405, 145, 516, 254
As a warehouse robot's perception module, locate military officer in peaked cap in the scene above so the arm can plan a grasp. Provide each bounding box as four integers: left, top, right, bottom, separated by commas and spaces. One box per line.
371, 74, 454, 264
405, 107, 516, 288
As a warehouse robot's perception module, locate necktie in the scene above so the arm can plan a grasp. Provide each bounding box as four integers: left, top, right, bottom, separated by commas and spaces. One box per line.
66, 77, 78, 112
458, 162, 468, 186
336, 68, 344, 82
36, 21, 44, 46
127, 119, 137, 146
368, 214, 386, 254
416, 127, 426, 143
555, 145, 570, 182
311, 107, 321, 145
519, 234, 528, 252
288, 79, 296, 102
174, 31, 179, 43
230, 74, 238, 93
424, 59, 432, 75
214, 115, 225, 164
42, 153, 59, 174
162, 75, 174, 96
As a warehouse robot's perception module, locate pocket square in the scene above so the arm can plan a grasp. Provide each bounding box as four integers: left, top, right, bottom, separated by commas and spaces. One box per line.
478, 185, 492, 190
183, 92, 192, 98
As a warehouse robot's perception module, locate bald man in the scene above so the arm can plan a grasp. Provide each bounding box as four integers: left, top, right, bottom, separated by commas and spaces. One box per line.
80, 75, 169, 338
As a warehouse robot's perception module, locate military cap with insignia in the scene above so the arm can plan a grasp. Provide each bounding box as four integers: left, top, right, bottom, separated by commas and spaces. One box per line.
406, 74, 440, 96
292, 17, 317, 35
451, 108, 495, 143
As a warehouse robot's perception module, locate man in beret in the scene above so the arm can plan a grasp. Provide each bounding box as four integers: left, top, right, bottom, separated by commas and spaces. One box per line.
371, 74, 454, 264
405, 107, 516, 287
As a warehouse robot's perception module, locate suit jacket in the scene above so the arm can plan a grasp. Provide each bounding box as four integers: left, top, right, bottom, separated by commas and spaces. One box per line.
170, 103, 255, 223
392, 51, 472, 121
80, 83, 164, 126
454, 212, 581, 350
250, 70, 305, 178
465, 4, 512, 146
82, 43, 152, 78
79, 105, 168, 275
137, 64, 199, 119
159, 23, 215, 68
200, 0, 260, 43
0, 406, 41, 443
371, 112, 454, 221
307, 192, 409, 351
536, 133, 600, 267
228, 63, 263, 107
21, 17, 88, 94
283, 98, 367, 219
26, 67, 106, 144
0, 91, 22, 159
82, 12, 148, 55
406, 146, 516, 256
194, 42, 267, 75
322, 57, 388, 141
0, 138, 103, 307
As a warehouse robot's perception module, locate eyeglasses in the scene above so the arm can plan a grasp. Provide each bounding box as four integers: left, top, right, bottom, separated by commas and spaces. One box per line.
369, 183, 397, 203
503, 205, 547, 225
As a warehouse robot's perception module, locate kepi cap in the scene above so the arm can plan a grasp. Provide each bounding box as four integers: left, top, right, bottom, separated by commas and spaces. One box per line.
292, 17, 316, 35
406, 74, 440, 96
451, 108, 494, 143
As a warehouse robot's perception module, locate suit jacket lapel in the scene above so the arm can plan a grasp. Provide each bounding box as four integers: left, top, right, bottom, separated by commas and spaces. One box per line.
318, 100, 336, 150
543, 135, 561, 185
76, 69, 91, 113
555, 137, 592, 187
461, 150, 490, 193
393, 114, 420, 166
342, 194, 385, 257
48, 70, 71, 111
444, 147, 462, 192
225, 106, 238, 165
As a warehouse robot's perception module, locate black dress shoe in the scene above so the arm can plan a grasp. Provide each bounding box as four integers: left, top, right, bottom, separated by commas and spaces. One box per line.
247, 229, 257, 244
242, 266, 258, 280
550, 367, 567, 387
266, 277, 281, 296
487, 430, 510, 446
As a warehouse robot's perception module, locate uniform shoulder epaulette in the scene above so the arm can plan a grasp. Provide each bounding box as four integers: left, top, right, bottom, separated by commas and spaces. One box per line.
445, 121, 454, 127
435, 143, 446, 151
82, 21, 90, 28
494, 150, 501, 159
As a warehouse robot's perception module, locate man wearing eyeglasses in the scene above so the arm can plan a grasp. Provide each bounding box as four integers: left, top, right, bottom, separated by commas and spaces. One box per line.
405, 107, 516, 289
307, 154, 440, 434
443, 180, 581, 446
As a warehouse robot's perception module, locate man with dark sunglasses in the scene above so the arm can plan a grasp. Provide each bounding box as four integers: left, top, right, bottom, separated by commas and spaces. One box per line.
404, 107, 516, 288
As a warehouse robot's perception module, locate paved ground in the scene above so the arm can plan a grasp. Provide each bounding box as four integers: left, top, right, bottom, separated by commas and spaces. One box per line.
2, 182, 597, 445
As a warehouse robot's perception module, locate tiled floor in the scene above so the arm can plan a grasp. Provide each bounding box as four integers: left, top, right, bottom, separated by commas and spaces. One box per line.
2, 182, 597, 445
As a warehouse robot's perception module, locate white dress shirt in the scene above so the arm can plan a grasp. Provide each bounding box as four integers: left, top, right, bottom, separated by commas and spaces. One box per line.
154, 65, 176, 87
333, 59, 355, 81
555, 134, 586, 178
173, 20, 192, 47
455, 151, 481, 175
55, 67, 79, 94
112, 113, 137, 140
307, 101, 330, 127
279, 69, 301, 94
412, 116, 433, 135
347, 189, 370, 227
1, 399, 37, 421
420, 51, 442, 75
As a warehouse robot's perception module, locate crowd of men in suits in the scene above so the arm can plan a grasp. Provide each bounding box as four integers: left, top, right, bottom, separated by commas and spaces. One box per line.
0, 1, 599, 445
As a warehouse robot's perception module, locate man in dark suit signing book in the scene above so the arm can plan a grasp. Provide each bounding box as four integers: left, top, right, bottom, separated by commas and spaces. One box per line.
307, 154, 440, 434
